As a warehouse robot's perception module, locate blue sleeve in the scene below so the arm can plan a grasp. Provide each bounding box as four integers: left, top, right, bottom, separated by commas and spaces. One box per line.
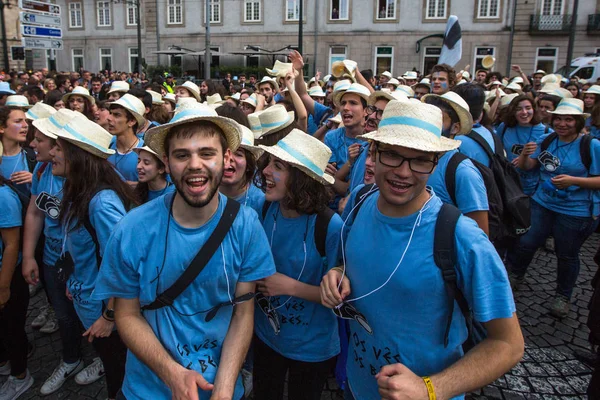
30, 162, 43, 196
590, 138, 600, 176
0, 190, 22, 228
238, 209, 276, 282
454, 159, 489, 213
325, 213, 343, 270
313, 101, 332, 121
89, 190, 127, 258
455, 216, 516, 322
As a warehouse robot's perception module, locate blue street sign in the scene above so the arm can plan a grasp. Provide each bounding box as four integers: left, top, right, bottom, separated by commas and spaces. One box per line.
20, 25, 62, 39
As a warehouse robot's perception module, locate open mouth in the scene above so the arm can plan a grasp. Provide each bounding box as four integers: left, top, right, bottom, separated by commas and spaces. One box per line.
364, 168, 375, 180
223, 166, 236, 178
185, 175, 208, 195
342, 113, 353, 123
265, 178, 276, 190
387, 179, 412, 194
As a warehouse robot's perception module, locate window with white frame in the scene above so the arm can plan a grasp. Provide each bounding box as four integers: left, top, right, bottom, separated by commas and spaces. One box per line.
129, 48, 139, 72
478, 0, 499, 18
72, 48, 84, 71
210, 0, 221, 23
328, 46, 347, 73
376, 0, 396, 20
374, 46, 393, 75
473, 47, 495, 72
541, 0, 562, 15
127, 2, 138, 26
330, 0, 349, 20
423, 47, 441, 75
99, 48, 112, 71
286, 0, 300, 21
168, 0, 183, 24
426, 0, 446, 19
244, 0, 261, 22
535, 47, 558, 73
97, 1, 111, 26
69, 2, 83, 28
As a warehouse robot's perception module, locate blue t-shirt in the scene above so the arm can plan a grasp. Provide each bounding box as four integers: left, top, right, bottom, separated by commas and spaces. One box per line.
497, 122, 548, 195
342, 193, 515, 400
531, 134, 600, 217
427, 150, 489, 213
0, 150, 31, 196
307, 102, 333, 135
591, 126, 600, 140
146, 182, 176, 203
108, 137, 144, 182
456, 124, 496, 167
324, 127, 367, 168
92, 193, 276, 400
232, 183, 265, 217
348, 142, 371, 193
31, 162, 65, 266
255, 202, 341, 362
0, 185, 22, 270
65, 189, 126, 329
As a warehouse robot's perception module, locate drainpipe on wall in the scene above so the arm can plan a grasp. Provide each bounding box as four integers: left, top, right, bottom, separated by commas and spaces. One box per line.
505, 0, 518, 76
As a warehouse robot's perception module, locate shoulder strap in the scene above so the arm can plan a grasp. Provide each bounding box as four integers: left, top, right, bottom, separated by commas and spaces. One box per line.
444, 152, 467, 206
143, 199, 241, 311
433, 203, 469, 347
314, 207, 335, 258
23, 147, 37, 173
466, 130, 494, 159
545, 124, 550, 134
541, 132, 558, 152
352, 183, 377, 220
580, 134, 593, 171
83, 215, 102, 268
262, 201, 271, 220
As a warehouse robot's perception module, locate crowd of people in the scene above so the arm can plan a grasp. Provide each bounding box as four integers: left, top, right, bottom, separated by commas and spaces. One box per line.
1, 51, 600, 400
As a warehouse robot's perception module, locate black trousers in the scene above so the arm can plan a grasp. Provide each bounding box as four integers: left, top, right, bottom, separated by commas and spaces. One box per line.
92, 330, 127, 399
0, 264, 30, 376
252, 336, 336, 400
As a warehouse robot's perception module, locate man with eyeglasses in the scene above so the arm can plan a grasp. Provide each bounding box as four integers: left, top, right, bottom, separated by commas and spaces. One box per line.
320, 99, 523, 400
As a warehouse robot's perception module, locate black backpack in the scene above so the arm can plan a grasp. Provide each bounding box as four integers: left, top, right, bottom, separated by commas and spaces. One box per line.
351, 185, 486, 350
448, 130, 531, 241
262, 201, 334, 258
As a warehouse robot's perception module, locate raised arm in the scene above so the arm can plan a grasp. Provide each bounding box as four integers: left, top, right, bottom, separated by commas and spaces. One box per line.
285, 72, 308, 132
289, 50, 316, 115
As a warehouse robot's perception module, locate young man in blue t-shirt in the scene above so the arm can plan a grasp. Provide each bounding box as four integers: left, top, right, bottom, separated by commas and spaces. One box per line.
93, 103, 276, 400
320, 99, 523, 400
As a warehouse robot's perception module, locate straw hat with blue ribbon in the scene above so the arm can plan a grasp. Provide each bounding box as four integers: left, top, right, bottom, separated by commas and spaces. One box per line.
259, 129, 334, 185
395, 85, 415, 98
107, 80, 130, 94
241, 93, 259, 109
26, 102, 56, 121
333, 83, 370, 107
584, 85, 600, 96
174, 81, 201, 102
257, 104, 294, 137
421, 92, 473, 135
549, 98, 590, 118
308, 86, 326, 98
32, 109, 78, 139
359, 99, 460, 153
144, 101, 242, 160
53, 114, 115, 158
256, 76, 280, 92
6, 95, 32, 109
62, 86, 95, 105
368, 90, 408, 105
109, 93, 146, 126
539, 84, 573, 99
247, 111, 263, 139
146, 90, 164, 105
239, 125, 263, 159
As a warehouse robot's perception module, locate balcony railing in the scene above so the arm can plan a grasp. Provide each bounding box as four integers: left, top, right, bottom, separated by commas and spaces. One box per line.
589, 14, 600, 34
529, 14, 572, 35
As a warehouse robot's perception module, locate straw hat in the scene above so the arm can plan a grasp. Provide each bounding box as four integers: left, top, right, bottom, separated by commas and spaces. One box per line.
241, 93, 259, 109
368, 90, 408, 105
501, 78, 509, 87
323, 74, 332, 82
549, 98, 590, 118
395, 85, 415, 98
539, 84, 573, 98
332, 60, 357, 82
247, 112, 263, 138
144, 101, 242, 160
541, 74, 560, 85
266, 60, 293, 78
225, 93, 241, 103
402, 71, 418, 80
332, 83, 370, 107
386, 78, 400, 88
422, 92, 473, 135
456, 80, 467, 86
206, 93, 225, 105
32, 109, 78, 139
381, 71, 393, 79
505, 82, 522, 91
6, 95, 32, 109
414, 78, 431, 89
147, 90, 164, 105
257, 104, 294, 137
308, 86, 326, 98
239, 125, 263, 158
256, 76, 279, 92
174, 81, 201, 102
109, 93, 146, 126
259, 129, 334, 185
511, 77, 524, 85
62, 86, 95, 105
332, 79, 352, 94
107, 81, 130, 94
132, 145, 160, 159
26, 102, 56, 120
485, 88, 506, 101
500, 93, 519, 108
329, 113, 342, 124
533, 70, 546, 77
489, 81, 503, 87
54, 114, 115, 159
359, 99, 460, 153
163, 93, 177, 105
580, 79, 589, 86
461, 71, 471, 80
584, 85, 600, 96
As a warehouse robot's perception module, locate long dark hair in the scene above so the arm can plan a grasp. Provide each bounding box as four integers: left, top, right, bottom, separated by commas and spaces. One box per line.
59, 139, 138, 228
68, 95, 95, 121
504, 95, 540, 128
255, 155, 331, 215
200, 80, 217, 102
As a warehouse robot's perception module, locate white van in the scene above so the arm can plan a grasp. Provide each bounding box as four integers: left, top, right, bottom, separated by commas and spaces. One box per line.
556, 53, 600, 83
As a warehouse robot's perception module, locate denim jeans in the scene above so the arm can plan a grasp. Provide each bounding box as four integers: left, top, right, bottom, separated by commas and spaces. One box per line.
43, 263, 82, 363
507, 200, 599, 299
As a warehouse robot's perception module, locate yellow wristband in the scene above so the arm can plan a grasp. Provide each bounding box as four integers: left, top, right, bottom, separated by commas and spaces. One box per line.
330, 266, 344, 274
423, 376, 436, 400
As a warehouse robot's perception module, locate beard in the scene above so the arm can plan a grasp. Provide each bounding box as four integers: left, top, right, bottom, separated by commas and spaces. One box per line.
173, 162, 224, 208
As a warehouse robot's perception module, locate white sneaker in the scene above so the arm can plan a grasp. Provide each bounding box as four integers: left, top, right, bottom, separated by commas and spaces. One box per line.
31, 305, 50, 329
75, 358, 105, 385
39, 309, 59, 334
0, 361, 10, 376
40, 360, 84, 395
241, 368, 253, 397
0, 369, 34, 400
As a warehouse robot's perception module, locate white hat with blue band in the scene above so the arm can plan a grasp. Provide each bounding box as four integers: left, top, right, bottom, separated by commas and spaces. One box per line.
54, 114, 115, 158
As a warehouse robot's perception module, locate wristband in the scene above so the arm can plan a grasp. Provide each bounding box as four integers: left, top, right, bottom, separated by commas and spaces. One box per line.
423, 376, 436, 400
331, 266, 344, 274
102, 313, 115, 322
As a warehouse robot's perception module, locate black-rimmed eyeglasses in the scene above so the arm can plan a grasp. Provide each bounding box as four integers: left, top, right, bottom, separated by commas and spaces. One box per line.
377, 148, 438, 174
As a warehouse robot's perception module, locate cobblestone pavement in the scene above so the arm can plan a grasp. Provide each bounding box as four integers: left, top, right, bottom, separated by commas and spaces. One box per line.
5, 233, 599, 399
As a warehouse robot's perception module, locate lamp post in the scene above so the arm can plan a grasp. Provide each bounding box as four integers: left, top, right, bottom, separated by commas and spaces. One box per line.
0, 0, 11, 72
114, 0, 142, 76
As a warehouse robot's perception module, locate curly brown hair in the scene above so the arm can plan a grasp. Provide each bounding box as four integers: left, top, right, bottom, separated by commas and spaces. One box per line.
254, 154, 332, 215
431, 64, 457, 88
504, 95, 541, 128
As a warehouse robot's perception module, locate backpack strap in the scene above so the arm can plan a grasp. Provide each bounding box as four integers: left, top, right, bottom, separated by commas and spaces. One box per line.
83, 215, 102, 268
580, 134, 593, 172
314, 207, 335, 258
466, 130, 495, 159
351, 183, 377, 220
444, 152, 468, 206
433, 203, 470, 347
540, 132, 558, 152
262, 201, 272, 220
23, 147, 37, 173
143, 199, 241, 311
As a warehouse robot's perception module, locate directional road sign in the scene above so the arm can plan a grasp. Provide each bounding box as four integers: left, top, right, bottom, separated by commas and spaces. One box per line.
21, 25, 62, 39
18, 0, 61, 15
22, 37, 64, 50
20, 12, 61, 27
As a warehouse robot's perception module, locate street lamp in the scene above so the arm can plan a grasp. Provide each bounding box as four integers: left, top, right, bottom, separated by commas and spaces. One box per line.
0, 0, 13, 72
